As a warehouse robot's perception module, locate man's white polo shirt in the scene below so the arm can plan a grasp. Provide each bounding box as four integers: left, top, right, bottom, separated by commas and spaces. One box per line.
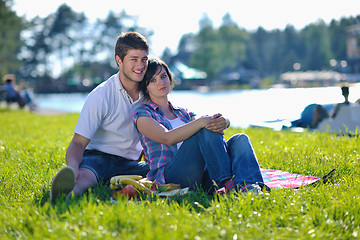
74, 72, 143, 160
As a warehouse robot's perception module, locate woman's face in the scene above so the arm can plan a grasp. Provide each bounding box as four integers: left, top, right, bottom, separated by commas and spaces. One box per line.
147, 66, 171, 100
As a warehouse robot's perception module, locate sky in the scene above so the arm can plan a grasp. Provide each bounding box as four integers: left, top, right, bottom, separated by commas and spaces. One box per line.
11, 0, 360, 57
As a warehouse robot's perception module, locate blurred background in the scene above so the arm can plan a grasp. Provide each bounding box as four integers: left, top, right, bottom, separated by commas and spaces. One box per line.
1, 0, 360, 128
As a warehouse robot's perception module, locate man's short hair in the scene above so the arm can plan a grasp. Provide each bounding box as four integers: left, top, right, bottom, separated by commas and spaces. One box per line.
115, 32, 149, 62
341, 83, 349, 96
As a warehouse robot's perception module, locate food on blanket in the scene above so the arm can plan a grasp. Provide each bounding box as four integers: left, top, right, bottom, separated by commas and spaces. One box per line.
157, 183, 180, 191
138, 178, 154, 188
112, 185, 138, 200
109, 174, 186, 200
153, 183, 181, 192
158, 189, 181, 197
158, 187, 189, 197
110, 184, 122, 190
110, 175, 143, 185
118, 177, 153, 195
109, 176, 152, 196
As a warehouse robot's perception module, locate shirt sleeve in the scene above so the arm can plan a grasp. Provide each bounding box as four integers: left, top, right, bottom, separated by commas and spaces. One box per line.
189, 111, 196, 119
74, 91, 107, 140
133, 105, 152, 126
177, 107, 195, 121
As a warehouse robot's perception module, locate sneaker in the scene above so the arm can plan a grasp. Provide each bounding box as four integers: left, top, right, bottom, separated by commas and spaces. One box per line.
216, 187, 227, 194
50, 166, 76, 202
237, 184, 262, 195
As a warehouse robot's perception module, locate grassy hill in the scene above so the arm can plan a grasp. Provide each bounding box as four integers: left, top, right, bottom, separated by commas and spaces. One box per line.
0, 109, 359, 239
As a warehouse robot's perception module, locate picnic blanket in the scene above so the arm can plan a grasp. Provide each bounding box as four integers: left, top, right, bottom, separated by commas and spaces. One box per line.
261, 168, 335, 189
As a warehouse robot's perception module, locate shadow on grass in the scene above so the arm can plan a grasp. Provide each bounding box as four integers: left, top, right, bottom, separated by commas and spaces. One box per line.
34, 181, 112, 207
33, 180, 217, 214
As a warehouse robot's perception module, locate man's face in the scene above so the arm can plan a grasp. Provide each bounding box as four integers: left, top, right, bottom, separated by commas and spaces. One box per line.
118, 49, 148, 83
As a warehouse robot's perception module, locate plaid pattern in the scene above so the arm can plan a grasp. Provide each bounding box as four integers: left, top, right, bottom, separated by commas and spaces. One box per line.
133, 100, 195, 184
261, 169, 321, 189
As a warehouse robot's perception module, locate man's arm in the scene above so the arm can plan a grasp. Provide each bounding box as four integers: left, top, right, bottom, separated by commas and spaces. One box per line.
65, 133, 90, 178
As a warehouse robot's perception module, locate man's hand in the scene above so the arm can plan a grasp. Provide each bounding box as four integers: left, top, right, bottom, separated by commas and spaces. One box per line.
205, 113, 229, 134
66, 133, 90, 180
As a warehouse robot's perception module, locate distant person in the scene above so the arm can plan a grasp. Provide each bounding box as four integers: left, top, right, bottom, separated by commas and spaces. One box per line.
291, 103, 329, 129
1, 74, 36, 110
50, 32, 150, 202
133, 58, 268, 194
330, 83, 350, 118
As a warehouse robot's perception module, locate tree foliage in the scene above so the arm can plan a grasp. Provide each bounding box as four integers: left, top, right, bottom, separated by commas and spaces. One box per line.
186, 15, 360, 80
0, 0, 24, 77
16, 4, 152, 92
3, 4, 360, 91
189, 14, 248, 80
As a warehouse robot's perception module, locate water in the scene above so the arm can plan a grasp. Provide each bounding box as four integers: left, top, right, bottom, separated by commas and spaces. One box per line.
35, 85, 360, 129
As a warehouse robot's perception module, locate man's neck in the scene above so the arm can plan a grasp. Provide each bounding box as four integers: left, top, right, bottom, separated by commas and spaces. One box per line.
119, 75, 140, 101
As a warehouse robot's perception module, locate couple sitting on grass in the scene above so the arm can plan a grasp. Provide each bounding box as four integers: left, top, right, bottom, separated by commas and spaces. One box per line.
50, 32, 268, 202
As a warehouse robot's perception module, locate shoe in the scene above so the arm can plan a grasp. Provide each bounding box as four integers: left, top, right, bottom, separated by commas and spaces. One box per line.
50, 166, 76, 202
216, 187, 227, 194
237, 183, 262, 195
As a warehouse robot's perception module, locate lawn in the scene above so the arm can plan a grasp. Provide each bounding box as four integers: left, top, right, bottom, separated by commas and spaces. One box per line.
0, 109, 359, 239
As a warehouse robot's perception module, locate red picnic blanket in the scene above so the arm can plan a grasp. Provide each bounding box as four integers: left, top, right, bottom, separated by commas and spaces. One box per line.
261, 168, 335, 189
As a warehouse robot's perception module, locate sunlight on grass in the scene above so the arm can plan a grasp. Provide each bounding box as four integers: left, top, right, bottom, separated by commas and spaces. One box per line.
1, 110, 359, 239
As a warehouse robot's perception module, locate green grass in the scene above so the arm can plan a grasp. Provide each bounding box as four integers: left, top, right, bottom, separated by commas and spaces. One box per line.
1, 109, 359, 239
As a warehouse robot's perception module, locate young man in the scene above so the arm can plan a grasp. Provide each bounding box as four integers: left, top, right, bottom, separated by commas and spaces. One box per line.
331, 83, 350, 118
50, 32, 150, 202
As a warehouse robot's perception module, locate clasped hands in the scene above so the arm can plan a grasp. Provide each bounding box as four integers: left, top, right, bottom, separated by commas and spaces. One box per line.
205, 113, 230, 135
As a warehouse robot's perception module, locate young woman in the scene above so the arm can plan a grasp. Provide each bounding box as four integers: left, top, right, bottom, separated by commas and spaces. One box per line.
133, 58, 267, 194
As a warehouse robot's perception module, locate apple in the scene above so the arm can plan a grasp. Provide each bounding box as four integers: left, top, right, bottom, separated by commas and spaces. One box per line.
112, 184, 138, 200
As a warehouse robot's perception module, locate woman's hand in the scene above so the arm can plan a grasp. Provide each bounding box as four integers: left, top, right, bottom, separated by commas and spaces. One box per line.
137, 115, 213, 146
205, 113, 229, 134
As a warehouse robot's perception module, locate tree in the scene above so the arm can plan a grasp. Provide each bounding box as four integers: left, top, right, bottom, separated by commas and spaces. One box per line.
48, 4, 86, 75
329, 18, 352, 61
0, 0, 25, 77
20, 4, 87, 79
281, 25, 303, 71
20, 16, 53, 78
247, 27, 272, 76
189, 13, 249, 80
189, 14, 220, 79
20, 5, 151, 85
172, 33, 196, 65
302, 20, 332, 70
217, 13, 248, 71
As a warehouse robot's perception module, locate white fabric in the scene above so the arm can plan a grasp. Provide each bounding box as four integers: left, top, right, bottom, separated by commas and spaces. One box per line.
74, 72, 144, 160
168, 117, 186, 149
317, 104, 360, 134
350, 104, 360, 122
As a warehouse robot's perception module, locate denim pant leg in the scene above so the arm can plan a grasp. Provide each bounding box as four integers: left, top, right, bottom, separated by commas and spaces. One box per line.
227, 133, 265, 187
80, 150, 149, 183
164, 128, 232, 189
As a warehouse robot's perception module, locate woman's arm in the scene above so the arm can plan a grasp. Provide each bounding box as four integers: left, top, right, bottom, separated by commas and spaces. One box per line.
205, 113, 230, 134
136, 116, 211, 146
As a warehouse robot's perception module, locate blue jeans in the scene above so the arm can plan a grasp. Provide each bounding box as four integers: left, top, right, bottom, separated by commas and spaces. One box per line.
79, 150, 149, 183
164, 129, 264, 191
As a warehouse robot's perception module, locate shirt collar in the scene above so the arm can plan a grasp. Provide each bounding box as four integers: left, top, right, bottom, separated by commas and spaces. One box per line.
116, 72, 143, 104
114, 72, 123, 90
147, 100, 181, 115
